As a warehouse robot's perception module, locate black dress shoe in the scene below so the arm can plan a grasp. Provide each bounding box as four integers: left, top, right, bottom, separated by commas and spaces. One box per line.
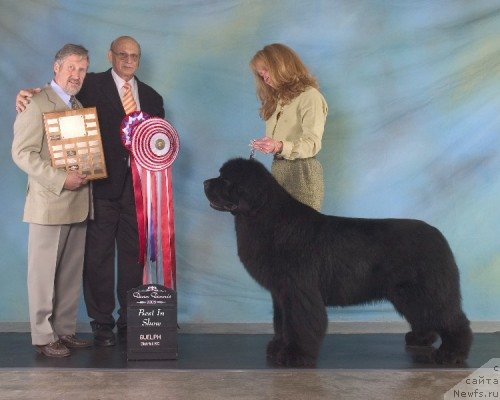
59, 334, 93, 348
92, 324, 116, 347
35, 340, 70, 358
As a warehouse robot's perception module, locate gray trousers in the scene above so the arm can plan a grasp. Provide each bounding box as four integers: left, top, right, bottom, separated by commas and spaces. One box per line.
27, 221, 86, 345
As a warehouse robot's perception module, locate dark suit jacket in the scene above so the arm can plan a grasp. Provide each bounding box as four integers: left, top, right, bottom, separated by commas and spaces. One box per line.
77, 68, 165, 199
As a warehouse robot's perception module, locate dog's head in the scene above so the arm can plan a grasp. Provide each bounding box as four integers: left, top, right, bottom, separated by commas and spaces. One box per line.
203, 158, 274, 215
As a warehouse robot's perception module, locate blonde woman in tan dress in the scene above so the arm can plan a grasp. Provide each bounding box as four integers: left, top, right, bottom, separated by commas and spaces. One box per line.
250, 43, 328, 211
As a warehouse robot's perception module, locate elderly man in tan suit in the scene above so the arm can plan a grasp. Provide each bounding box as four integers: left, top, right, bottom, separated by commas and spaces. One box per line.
12, 44, 93, 357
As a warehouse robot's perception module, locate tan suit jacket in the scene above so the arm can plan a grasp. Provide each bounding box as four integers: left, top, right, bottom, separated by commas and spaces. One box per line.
12, 86, 89, 225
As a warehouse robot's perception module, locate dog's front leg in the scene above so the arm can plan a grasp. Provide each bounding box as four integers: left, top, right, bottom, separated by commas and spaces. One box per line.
266, 293, 285, 360
274, 286, 327, 368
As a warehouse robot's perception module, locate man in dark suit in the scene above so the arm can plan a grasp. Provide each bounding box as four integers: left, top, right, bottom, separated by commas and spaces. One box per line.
15, 36, 165, 347
78, 36, 165, 346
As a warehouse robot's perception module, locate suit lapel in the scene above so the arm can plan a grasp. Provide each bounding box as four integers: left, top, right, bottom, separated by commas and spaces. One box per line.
45, 86, 69, 111
136, 77, 153, 113
136, 77, 145, 108
100, 69, 126, 115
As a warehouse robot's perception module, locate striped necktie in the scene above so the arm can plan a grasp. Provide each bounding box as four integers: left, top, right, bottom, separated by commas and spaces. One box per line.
122, 82, 137, 114
70, 95, 80, 109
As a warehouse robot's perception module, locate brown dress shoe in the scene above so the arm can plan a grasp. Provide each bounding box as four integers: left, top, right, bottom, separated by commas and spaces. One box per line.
59, 334, 93, 348
35, 340, 70, 358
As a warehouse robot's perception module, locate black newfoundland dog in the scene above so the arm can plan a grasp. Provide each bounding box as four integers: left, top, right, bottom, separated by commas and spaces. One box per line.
204, 158, 472, 367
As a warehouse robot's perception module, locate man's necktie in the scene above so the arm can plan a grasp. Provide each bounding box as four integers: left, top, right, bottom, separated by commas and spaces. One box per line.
70, 95, 80, 110
122, 82, 137, 114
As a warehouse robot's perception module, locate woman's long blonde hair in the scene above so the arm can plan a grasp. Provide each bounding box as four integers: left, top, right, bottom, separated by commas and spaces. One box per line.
250, 43, 319, 120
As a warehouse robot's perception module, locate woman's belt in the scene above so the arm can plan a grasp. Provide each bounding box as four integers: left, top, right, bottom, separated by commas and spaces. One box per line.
273, 155, 316, 161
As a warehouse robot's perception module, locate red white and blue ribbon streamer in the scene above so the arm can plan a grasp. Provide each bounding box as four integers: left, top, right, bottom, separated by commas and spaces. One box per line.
121, 112, 179, 289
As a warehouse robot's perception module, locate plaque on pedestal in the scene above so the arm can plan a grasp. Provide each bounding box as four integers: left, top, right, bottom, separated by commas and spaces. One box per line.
127, 284, 177, 360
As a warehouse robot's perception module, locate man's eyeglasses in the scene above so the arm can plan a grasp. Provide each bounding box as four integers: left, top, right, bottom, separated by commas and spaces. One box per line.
111, 50, 140, 62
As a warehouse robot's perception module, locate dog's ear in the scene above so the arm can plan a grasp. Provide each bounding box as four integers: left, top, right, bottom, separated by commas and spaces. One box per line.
218, 158, 272, 215
232, 197, 266, 216
231, 182, 268, 216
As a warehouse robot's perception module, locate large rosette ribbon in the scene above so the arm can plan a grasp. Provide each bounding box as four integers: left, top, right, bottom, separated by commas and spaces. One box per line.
121, 112, 179, 289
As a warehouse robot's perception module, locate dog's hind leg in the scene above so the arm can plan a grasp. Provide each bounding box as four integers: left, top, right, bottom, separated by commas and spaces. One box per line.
434, 312, 473, 365
392, 291, 472, 364
274, 285, 327, 368
388, 285, 439, 361
388, 288, 439, 348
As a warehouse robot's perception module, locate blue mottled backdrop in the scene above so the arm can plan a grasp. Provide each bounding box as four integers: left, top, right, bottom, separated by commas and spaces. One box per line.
0, 0, 499, 325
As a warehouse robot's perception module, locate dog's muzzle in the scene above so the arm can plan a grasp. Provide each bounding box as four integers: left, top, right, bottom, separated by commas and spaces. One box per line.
204, 179, 238, 212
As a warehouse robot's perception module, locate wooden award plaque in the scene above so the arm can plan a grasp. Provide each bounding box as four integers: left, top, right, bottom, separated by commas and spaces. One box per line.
43, 107, 107, 180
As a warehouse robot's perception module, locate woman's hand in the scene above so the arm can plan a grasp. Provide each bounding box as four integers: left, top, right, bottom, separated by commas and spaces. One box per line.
251, 137, 283, 154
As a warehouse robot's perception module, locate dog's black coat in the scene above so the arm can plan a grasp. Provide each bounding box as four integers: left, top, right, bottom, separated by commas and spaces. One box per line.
204, 158, 472, 367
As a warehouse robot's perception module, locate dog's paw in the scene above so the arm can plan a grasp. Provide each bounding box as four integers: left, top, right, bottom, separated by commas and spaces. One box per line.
432, 348, 466, 365
405, 331, 438, 347
266, 337, 285, 360
274, 344, 317, 368
405, 345, 435, 363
